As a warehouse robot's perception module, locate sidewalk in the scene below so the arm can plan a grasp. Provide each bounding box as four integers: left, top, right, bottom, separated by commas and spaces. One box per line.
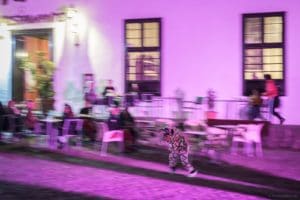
0, 142, 299, 199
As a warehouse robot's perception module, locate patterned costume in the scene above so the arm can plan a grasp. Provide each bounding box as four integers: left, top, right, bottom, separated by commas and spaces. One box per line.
163, 128, 197, 176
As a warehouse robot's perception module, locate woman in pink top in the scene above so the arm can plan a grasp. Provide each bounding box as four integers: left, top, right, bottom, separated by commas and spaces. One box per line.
263, 74, 285, 124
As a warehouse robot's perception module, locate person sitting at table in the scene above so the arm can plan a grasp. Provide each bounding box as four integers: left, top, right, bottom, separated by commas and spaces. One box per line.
119, 106, 138, 151
7, 100, 23, 132
107, 101, 121, 130
128, 83, 140, 102
60, 103, 76, 135
102, 79, 116, 106
57, 103, 77, 148
79, 101, 97, 141
63, 103, 74, 119
102, 79, 115, 97
80, 100, 93, 115
0, 101, 7, 131
24, 100, 37, 130
8, 100, 21, 115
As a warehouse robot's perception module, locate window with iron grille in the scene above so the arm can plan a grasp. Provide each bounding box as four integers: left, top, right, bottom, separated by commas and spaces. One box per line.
124, 18, 161, 96
242, 12, 285, 95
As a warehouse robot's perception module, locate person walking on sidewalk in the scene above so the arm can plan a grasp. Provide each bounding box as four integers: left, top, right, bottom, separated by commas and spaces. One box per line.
162, 127, 198, 177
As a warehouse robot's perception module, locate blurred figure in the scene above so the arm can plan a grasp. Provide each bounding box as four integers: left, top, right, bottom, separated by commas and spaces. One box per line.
63, 103, 74, 119
248, 89, 263, 120
58, 104, 76, 141
25, 100, 37, 130
119, 106, 138, 151
7, 100, 23, 132
80, 101, 93, 115
102, 79, 116, 106
84, 81, 97, 104
128, 83, 140, 103
0, 101, 6, 131
263, 74, 285, 124
102, 79, 115, 97
162, 127, 198, 177
79, 101, 96, 141
7, 100, 21, 115
107, 101, 121, 130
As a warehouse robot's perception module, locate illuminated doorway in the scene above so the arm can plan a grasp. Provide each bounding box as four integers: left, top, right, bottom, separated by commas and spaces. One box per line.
12, 29, 53, 102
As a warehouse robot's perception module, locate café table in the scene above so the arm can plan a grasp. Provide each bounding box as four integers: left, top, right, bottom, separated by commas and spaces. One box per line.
39, 118, 62, 147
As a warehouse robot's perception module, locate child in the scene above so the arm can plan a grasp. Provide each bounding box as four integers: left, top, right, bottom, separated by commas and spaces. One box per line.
248, 89, 263, 120
162, 127, 198, 177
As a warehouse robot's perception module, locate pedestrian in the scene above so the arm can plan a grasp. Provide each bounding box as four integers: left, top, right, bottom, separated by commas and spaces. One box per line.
162, 127, 198, 177
263, 74, 285, 124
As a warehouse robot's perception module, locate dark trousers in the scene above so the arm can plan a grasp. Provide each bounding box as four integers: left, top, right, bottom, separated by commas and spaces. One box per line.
248, 105, 261, 120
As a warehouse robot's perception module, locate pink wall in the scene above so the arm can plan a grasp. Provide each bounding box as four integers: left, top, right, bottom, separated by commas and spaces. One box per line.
1, 0, 300, 124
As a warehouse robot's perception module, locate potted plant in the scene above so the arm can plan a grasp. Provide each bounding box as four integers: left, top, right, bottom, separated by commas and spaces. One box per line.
18, 51, 55, 114
206, 89, 217, 119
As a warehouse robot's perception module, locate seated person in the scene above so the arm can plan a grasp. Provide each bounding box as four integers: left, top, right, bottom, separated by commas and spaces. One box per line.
119, 106, 138, 150
7, 100, 23, 132
0, 101, 7, 131
25, 100, 38, 130
102, 79, 116, 106
60, 103, 76, 135
80, 101, 93, 115
79, 101, 96, 141
0, 101, 4, 115
129, 83, 140, 101
248, 89, 263, 120
102, 79, 115, 97
8, 100, 21, 115
63, 103, 74, 119
107, 101, 121, 130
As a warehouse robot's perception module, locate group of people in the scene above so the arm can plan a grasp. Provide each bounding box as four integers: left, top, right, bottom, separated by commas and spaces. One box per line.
0, 100, 38, 133
106, 101, 138, 152
84, 79, 116, 105
61, 99, 138, 152
246, 74, 285, 124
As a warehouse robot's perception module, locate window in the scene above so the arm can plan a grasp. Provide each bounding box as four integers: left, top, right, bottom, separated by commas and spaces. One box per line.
124, 18, 161, 95
242, 12, 285, 95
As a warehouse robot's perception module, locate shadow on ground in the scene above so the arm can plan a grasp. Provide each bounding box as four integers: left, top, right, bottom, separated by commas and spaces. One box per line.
0, 179, 112, 200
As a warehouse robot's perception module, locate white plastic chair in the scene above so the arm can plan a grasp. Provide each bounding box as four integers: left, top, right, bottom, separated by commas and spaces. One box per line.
231, 123, 264, 157
203, 126, 229, 162
98, 122, 124, 156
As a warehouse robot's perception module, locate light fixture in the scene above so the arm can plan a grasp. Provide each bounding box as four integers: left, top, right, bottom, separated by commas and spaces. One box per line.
65, 6, 77, 19
15, 50, 28, 58
64, 6, 80, 46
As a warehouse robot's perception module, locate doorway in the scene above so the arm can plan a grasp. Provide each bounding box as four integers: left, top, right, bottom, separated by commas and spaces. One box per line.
12, 29, 53, 102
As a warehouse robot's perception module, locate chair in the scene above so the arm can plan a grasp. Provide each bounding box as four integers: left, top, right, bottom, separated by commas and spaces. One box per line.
0, 114, 25, 143
192, 125, 228, 163
204, 126, 229, 152
57, 119, 84, 148
231, 123, 264, 157
98, 122, 124, 156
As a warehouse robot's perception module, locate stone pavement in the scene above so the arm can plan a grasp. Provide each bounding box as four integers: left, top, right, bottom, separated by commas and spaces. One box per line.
0, 143, 299, 200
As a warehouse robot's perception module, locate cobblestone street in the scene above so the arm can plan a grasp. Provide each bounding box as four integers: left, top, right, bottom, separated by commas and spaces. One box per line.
0, 144, 299, 200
